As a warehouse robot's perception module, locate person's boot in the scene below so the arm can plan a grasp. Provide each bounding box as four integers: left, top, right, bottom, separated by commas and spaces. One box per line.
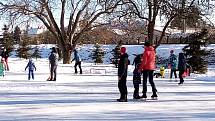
117, 94, 127, 102
140, 93, 147, 100
151, 92, 158, 100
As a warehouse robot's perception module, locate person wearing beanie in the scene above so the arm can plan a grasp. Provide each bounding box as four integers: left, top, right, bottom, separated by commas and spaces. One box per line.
48, 47, 58, 81
139, 42, 158, 100
25, 58, 36, 80
72, 49, 82, 74
168, 49, 178, 80
117, 47, 129, 102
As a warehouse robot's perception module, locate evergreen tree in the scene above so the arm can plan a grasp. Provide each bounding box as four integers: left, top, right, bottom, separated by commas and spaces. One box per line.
91, 43, 104, 64
2, 24, 14, 53
111, 42, 121, 67
13, 26, 21, 44
31, 46, 42, 60
183, 29, 211, 74
16, 35, 31, 59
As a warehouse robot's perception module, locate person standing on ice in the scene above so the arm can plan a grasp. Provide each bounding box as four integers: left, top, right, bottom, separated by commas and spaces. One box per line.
1, 48, 10, 71
168, 49, 178, 80
25, 58, 36, 80
117, 47, 129, 102
132, 54, 142, 99
48, 47, 58, 81
0, 57, 6, 77
139, 42, 158, 100
72, 49, 82, 74
178, 52, 186, 85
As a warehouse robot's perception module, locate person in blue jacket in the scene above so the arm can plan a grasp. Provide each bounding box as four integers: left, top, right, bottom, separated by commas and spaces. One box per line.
25, 58, 36, 80
168, 50, 177, 80
72, 49, 82, 74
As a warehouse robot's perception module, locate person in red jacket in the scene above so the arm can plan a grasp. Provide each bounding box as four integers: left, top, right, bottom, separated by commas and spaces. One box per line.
139, 42, 158, 99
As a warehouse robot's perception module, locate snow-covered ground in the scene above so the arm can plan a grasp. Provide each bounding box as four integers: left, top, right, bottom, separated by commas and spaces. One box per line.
0, 44, 215, 121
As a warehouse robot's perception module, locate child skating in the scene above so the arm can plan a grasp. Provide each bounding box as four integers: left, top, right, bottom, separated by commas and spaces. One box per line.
25, 58, 36, 80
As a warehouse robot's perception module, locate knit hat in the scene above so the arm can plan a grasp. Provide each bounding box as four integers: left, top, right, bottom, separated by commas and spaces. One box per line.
170, 49, 174, 53
120, 47, 126, 54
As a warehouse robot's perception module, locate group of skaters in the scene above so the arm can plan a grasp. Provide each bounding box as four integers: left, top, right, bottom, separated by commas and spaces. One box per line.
26, 47, 82, 81
117, 42, 189, 102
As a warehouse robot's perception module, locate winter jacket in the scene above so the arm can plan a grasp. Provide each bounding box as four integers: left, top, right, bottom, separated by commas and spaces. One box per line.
118, 53, 129, 77
73, 50, 81, 62
133, 54, 142, 67
178, 53, 186, 71
1, 50, 9, 60
25, 60, 36, 71
0, 62, 5, 76
168, 53, 177, 70
139, 46, 156, 71
49, 52, 58, 65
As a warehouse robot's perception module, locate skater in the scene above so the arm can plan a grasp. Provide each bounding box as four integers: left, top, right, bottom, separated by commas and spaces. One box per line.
154, 66, 165, 78
139, 42, 158, 100
133, 63, 141, 99
25, 58, 36, 80
168, 50, 177, 80
132, 54, 142, 99
0, 58, 6, 77
117, 47, 129, 102
48, 47, 58, 81
1, 48, 9, 71
178, 52, 187, 85
72, 49, 82, 74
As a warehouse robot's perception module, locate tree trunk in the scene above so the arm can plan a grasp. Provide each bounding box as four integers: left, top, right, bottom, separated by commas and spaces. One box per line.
62, 49, 72, 64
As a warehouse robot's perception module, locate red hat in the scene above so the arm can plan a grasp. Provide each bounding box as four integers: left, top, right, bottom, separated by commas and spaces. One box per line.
120, 47, 126, 54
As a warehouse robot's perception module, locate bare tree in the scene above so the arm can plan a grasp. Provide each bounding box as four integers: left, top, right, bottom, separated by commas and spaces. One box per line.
0, 0, 123, 63
121, 0, 214, 48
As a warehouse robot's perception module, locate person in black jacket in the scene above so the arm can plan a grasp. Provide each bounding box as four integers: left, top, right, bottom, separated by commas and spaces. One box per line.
48, 47, 58, 81
178, 52, 186, 85
1, 48, 9, 71
132, 54, 142, 99
117, 47, 129, 102
72, 49, 82, 74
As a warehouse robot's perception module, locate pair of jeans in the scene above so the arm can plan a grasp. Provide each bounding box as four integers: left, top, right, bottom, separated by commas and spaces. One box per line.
28, 70, 34, 80
170, 69, 177, 78
50, 65, 57, 80
179, 70, 185, 84
74, 61, 82, 74
118, 76, 127, 100
142, 70, 157, 94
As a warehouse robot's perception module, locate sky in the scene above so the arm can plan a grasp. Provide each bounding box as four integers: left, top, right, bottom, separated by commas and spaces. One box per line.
0, 44, 215, 120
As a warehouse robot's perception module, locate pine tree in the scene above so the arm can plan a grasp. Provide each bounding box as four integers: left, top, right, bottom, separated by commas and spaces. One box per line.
31, 46, 42, 60
183, 28, 211, 74
91, 43, 104, 64
111, 43, 121, 67
13, 26, 21, 44
2, 24, 14, 53
16, 35, 31, 59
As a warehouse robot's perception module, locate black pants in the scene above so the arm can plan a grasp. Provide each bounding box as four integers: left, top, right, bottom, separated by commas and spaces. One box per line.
118, 76, 127, 99
179, 70, 185, 84
74, 61, 82, 74
142, 70, 157, 94
50, 65, 57, 80
133, 83, 140, 98
170, 69, 177, 78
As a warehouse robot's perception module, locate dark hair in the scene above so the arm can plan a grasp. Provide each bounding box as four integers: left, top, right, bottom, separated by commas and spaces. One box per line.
51, 47, 57, 53
144, 41, 151, 47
